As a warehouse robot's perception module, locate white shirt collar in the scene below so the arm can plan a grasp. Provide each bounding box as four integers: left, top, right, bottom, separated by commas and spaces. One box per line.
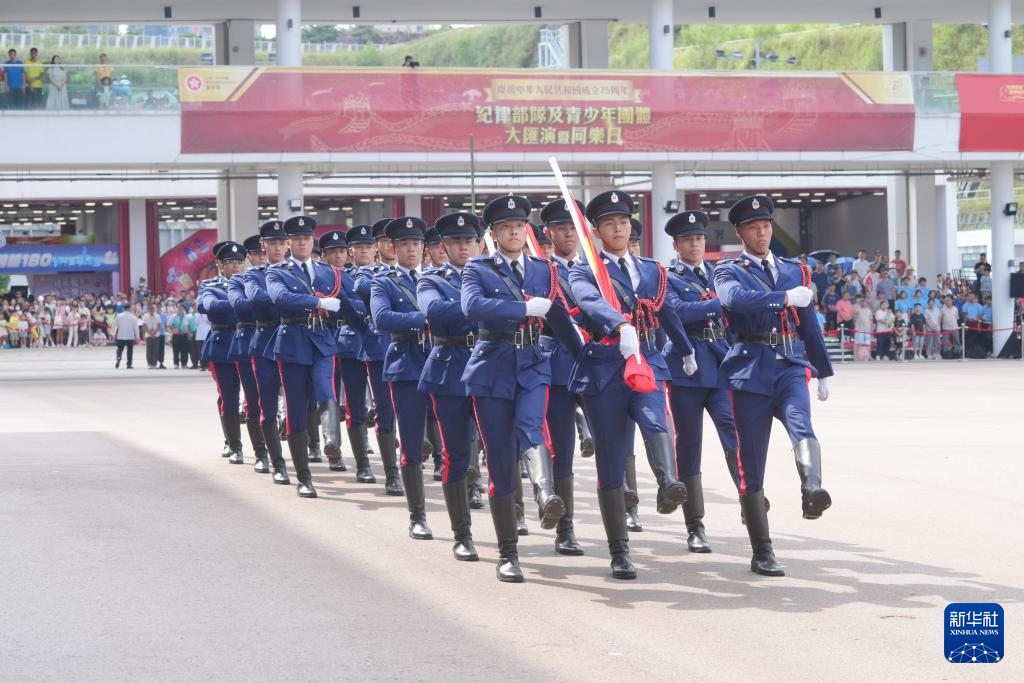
743, 250, 778, 279
552, 254, 576, 268
294, 256, 315, 273
605, 250, 641, 288
396, 264, 419, 278
498, 251, 526, 272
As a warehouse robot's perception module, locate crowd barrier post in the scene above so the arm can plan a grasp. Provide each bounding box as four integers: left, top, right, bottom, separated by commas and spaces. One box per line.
839, 327, 846, 364
960, 324, 967, 361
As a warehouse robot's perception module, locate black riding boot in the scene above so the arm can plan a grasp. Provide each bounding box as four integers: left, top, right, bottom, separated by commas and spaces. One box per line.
681, 474, 711, 553
306, 410, 323, 463
554, 476, 583, 556
262, 421, 289, 485
427, 417, 444, 481
221, 415, 244, 464
793, 438, 831, 520
624, 453, 642, 532
286, 432, 317, 498
400, 464, 433, 539
442, 479, 478, 561
725, 448, 770, 524
741, 489, 784, 576
597, 486, 636, 579
575, 408, 594, 458
521, 444, 565, 530
320, 400, 346, 472
514, 474, 529, 536
247, 417, 269, 473
377, 430, 404, 496
347, 425, 376, 483
490, 492, 523, 582
644, 432, 687, 514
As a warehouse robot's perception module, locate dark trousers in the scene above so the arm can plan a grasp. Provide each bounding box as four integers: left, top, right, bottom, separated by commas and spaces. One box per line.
668, 384, 738, 478
430, 394, 474, 483
209, 361, 241, 418
472, 384, 547, 498
115, 340, 134, 366
338, 358, 367, 427
546, 384, 579, 481
252, 355, 280, 426
365, 360, 395, 433
145, 336, 161, 366
729, 360, 817, 495
190, 338, 201, 368
171, 335, 189, 366
388, 380, 429, 467
237, 358, 262, 422
277, 355, 336, 436
875, 332, 893, 360
580, 378, 671, 491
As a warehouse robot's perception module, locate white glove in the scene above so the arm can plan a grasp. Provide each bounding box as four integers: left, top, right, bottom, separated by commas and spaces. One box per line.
524, 297, 552, 318
817, 376, 829, 402
785, 286, 813, 308
318, 297, 341, 312
617, 324, 640, 361
682, 353, 698, 376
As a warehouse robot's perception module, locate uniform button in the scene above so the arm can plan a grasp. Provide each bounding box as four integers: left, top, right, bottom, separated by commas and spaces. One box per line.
742, 349, 747, 355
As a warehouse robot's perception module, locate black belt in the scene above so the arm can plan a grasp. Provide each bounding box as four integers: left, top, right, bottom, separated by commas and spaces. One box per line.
211, 324, 234, 332
431, 333, 476, 348
391, 331, 426, 343
280, 317, 310, 325
235, 322, 256, 330
256, 321, 277, 331
686, 325, 727, 341
737, 331, 796, 346
478, 327, 540, 348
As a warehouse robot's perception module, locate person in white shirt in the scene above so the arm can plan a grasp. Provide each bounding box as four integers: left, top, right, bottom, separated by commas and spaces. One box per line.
112, 307, 140, 368
851, 250, 871, 280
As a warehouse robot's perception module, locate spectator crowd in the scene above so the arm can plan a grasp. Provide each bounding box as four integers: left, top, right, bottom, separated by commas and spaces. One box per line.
0, 277, 211, 370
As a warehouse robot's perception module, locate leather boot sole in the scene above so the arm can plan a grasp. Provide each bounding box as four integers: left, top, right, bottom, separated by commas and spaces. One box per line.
656, 483, 687, 514
580, 437, 594, 458
802, 489, 832, 520
538, 496, 566, 530
624, 488, 640, 508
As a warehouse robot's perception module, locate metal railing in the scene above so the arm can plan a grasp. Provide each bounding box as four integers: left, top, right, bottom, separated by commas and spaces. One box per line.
0, 65, 180, 112
0, 32, 214, 51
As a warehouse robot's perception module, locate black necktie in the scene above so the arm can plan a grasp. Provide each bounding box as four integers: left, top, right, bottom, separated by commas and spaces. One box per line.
511, 260, 523, 285
618, 257, 633, 289
302, 262, 312, 283
567, 259, 575, 268
409, 270, 418, 284
695, 266, 708, 288
761, 259, 775, 288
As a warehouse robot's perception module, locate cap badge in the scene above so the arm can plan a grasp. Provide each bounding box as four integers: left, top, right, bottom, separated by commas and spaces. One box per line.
406, 219, 413, 228
231, 245, 238, 252
360, 227, 367, 235
333, 232, 338, 239
457, 216, 465, 226
688, 213, 696, 224
507, 198, 516, 210
751, 198, 760, 210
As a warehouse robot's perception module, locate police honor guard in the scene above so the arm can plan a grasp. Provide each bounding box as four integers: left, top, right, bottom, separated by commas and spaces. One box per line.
713, 194, 833, 576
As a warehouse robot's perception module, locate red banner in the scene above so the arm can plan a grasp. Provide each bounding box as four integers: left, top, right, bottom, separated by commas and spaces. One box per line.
160, 228, 218, 296
957, 74, 1024, 151
179, 68, 914, 154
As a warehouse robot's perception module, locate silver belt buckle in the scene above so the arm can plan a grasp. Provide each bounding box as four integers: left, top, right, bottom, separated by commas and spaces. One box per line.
769, 330, 780, 346
466, 332, 476, 347
514, 328, 525, 348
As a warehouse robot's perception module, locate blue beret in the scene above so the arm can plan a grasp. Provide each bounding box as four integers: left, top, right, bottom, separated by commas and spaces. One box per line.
371, 218, 391, 239
259, 220, 287, 240
213, 240, 245, 261
283, 215, 315, 236
423, 227, 441, 246
531, 222, 552, 246
346, 224, 374, 245
665, 211, 709, 238
629, 218, 643, 239
483, 195, 531, 227
540, 197, 584, 225
434, 212, 480, 239
320, 230, 348, 250
385, 216, 426, 241
727, 195, 774, 226
242, 235, 263, 253
585, 190, 634, 224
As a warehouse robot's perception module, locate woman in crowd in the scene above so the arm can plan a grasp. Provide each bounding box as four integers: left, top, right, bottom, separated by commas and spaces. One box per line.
46, 55, 69, 111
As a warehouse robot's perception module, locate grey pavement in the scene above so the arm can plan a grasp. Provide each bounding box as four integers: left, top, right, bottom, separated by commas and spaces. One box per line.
0, 346, 1021, 680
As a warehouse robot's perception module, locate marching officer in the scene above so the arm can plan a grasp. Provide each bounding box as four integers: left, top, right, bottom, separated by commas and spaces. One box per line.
713, 194, 833, 576
266, 215, 344, 499
416, 212, 483, 561
370, 217, 433, 540
421, 226, 447, 481
462, 195, 575, 583
568, 190, 697, 579
354, 219, 402, 496
537, 198, 591, 557
243, 220, 292, 485
198, 241, 246, 464
424, 225, 449, 268
319, 229, 358, 474
226, 234, 270, 472
662, 210, 740, 553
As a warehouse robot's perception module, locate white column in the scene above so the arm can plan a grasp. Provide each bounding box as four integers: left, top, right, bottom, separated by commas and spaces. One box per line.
570, 20, 610, 68
650, 163, 677, 264
277, 164, 304, 220
230, 177, 259, 238
648, 0, 674, 71
882, 24, 907, 71
128, 198, 148, 286
989, 162, 1016, 351
936, 179, 959, 274
275, 0, 302, 67
882, 21, 932, 71
989, 0, 1014, 73
886, 175, 910, 255
216, 19, 256, 65
909, 174, 939, 280
216, 176, 231, 241
403, 194, 423, 218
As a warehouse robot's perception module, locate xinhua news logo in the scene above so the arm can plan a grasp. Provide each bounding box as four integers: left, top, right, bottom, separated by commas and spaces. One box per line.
945, 603, 1003, 663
